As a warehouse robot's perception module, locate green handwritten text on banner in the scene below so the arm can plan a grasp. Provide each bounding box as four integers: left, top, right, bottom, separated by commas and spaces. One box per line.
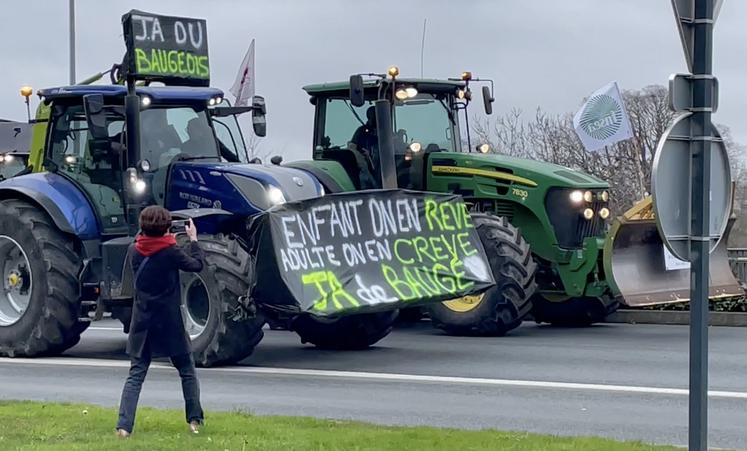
254, 190, 495, 317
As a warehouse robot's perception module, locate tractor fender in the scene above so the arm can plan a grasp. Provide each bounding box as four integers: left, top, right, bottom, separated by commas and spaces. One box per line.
170, 207, 236, 236
0, 172, 100, 240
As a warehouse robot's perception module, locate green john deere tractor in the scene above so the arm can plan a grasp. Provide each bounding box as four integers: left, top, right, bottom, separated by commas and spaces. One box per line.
283, 68, 616, 336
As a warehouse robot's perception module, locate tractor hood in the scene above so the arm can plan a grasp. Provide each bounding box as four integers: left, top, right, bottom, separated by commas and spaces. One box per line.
434, 152, 608, 189
219, 163, 323, 202
166, 161, 324, 215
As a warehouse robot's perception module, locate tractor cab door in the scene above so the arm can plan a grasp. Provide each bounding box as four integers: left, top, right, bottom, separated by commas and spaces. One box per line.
314, 97, 379, 190
48, 103, 128, 234
390, 93, 459, 191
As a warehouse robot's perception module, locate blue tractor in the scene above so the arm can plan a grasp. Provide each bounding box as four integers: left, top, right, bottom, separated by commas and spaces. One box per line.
0, 83, 402, 366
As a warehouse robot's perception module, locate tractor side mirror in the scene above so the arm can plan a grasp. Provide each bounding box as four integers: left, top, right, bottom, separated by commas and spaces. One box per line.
83, 94, 109, 140
251, 96, 267, 137
482, 86, 494, 115
350, 75, 365, 107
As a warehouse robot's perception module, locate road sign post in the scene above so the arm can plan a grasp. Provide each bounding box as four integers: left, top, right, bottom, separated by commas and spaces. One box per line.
688, 2, 714, 449
664, 1, 721, 450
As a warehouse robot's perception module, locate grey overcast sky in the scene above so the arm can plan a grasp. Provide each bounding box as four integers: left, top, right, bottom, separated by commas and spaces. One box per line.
1, 0, 745, 161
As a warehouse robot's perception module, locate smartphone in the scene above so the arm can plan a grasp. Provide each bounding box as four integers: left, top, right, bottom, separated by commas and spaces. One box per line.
170, 219, 190, 234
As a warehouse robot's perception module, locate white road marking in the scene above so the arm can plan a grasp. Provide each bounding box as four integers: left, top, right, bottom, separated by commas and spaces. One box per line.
1, 356, 746, 400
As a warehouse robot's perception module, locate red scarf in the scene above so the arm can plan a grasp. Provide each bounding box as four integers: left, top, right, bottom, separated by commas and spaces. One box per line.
135, 234, 177, 256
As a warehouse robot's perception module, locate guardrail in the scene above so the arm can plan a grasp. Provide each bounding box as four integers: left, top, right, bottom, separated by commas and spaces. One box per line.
728, 248, 747, 288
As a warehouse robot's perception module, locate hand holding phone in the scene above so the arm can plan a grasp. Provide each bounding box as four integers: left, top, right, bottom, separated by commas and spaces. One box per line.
185, 219, 198, 242
170, 219, 190, 234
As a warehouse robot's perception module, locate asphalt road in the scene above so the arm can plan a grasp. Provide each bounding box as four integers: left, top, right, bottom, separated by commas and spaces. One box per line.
1, 320, 746, 449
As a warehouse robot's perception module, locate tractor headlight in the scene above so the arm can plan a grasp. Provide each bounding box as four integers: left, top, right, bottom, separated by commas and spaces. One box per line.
569, 190, 584, 204
267, 186, 286, 205
140, 95, 151, 107
409, 142, 422, 153
583, 208, 594, 220
600, 191, 609, 202
583, 190, 593, 203
599, 207, 610, 219
1, 154, 14, 163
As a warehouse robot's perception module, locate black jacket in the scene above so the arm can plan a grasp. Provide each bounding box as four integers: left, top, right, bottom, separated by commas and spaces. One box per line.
127, 241, 205, 358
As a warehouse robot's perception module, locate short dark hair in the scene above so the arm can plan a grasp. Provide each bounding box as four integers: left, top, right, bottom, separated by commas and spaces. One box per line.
139, 206, 172, 237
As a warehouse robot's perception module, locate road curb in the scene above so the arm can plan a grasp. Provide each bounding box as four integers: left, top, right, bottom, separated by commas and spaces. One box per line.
606, 310, 747, 327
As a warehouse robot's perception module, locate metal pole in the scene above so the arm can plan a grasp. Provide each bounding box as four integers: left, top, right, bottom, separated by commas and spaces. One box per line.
69, 0, 76, 84
125, 78, 141, 234
689, 0, 714, 449
375, 100, 398, 190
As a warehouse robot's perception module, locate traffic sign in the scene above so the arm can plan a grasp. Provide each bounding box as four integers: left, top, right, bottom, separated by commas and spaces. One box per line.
651, 112, 732, 262
669, 73, 719, 112
671, 0, 723, 72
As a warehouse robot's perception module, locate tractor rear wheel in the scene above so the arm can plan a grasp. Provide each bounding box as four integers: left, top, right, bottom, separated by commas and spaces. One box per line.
0, 199, 88, 357
181, 234, 265, 367
291, 310, 398, 349
531, 295, 619, 326
426, 214, 536, 336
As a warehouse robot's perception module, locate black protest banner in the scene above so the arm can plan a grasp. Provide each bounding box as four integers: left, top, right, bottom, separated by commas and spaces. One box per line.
252, 190, 495, 317
121, 10, 210, 86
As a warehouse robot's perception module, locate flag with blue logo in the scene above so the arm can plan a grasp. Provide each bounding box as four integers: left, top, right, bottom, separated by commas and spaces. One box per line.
573, 81, 634, 152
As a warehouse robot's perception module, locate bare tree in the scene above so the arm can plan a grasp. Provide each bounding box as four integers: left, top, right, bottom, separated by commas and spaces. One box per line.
470, 84, 743, 216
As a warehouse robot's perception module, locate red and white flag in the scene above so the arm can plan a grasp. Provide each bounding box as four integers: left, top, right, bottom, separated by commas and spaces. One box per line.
230, 38, 255, 106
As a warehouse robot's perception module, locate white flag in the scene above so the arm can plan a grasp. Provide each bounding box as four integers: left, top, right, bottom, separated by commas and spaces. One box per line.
230, 38, 255, 106
573, 81, 633, 152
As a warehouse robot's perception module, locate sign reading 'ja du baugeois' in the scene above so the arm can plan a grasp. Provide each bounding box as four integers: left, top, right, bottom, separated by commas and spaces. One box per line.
121, 10, 210, 86
250, 190, 496, 317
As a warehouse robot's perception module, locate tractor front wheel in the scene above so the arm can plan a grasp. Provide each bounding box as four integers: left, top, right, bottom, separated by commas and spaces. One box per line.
181, 234, 265, 367
426, 214, 536, 336
291, 311, 398, 349
0, 199, 88, 357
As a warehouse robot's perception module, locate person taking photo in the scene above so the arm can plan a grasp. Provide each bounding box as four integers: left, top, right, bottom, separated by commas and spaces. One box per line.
116, 206, 205, 438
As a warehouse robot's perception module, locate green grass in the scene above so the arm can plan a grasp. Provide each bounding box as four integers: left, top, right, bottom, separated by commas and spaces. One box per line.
0, 401, 678, 450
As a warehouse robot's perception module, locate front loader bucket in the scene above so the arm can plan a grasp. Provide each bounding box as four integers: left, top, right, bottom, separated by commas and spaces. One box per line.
603, 196, 743, 307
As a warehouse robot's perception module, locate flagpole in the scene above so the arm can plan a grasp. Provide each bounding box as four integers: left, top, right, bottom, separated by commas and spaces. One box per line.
69, 0, 76, 84
420, 19, 427, 78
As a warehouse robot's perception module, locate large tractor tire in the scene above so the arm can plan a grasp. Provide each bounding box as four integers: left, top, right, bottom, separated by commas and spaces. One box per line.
0, 199, 88, 357
181, 234, 265, 367
291, 310, 398, 350
426, 214, 536, 336
531, 294, 619, 326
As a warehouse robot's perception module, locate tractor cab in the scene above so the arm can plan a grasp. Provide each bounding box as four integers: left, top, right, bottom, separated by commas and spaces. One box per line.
34, 85, 266, 234
303, 74, 465, 191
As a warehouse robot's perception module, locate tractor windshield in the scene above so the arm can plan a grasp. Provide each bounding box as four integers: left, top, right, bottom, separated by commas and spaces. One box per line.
319, 93, 457, 154
393, 94, 456, 153
140, 107, 219, 168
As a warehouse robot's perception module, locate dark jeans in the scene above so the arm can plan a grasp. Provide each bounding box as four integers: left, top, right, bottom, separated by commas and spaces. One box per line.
116, 343, 204, 433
